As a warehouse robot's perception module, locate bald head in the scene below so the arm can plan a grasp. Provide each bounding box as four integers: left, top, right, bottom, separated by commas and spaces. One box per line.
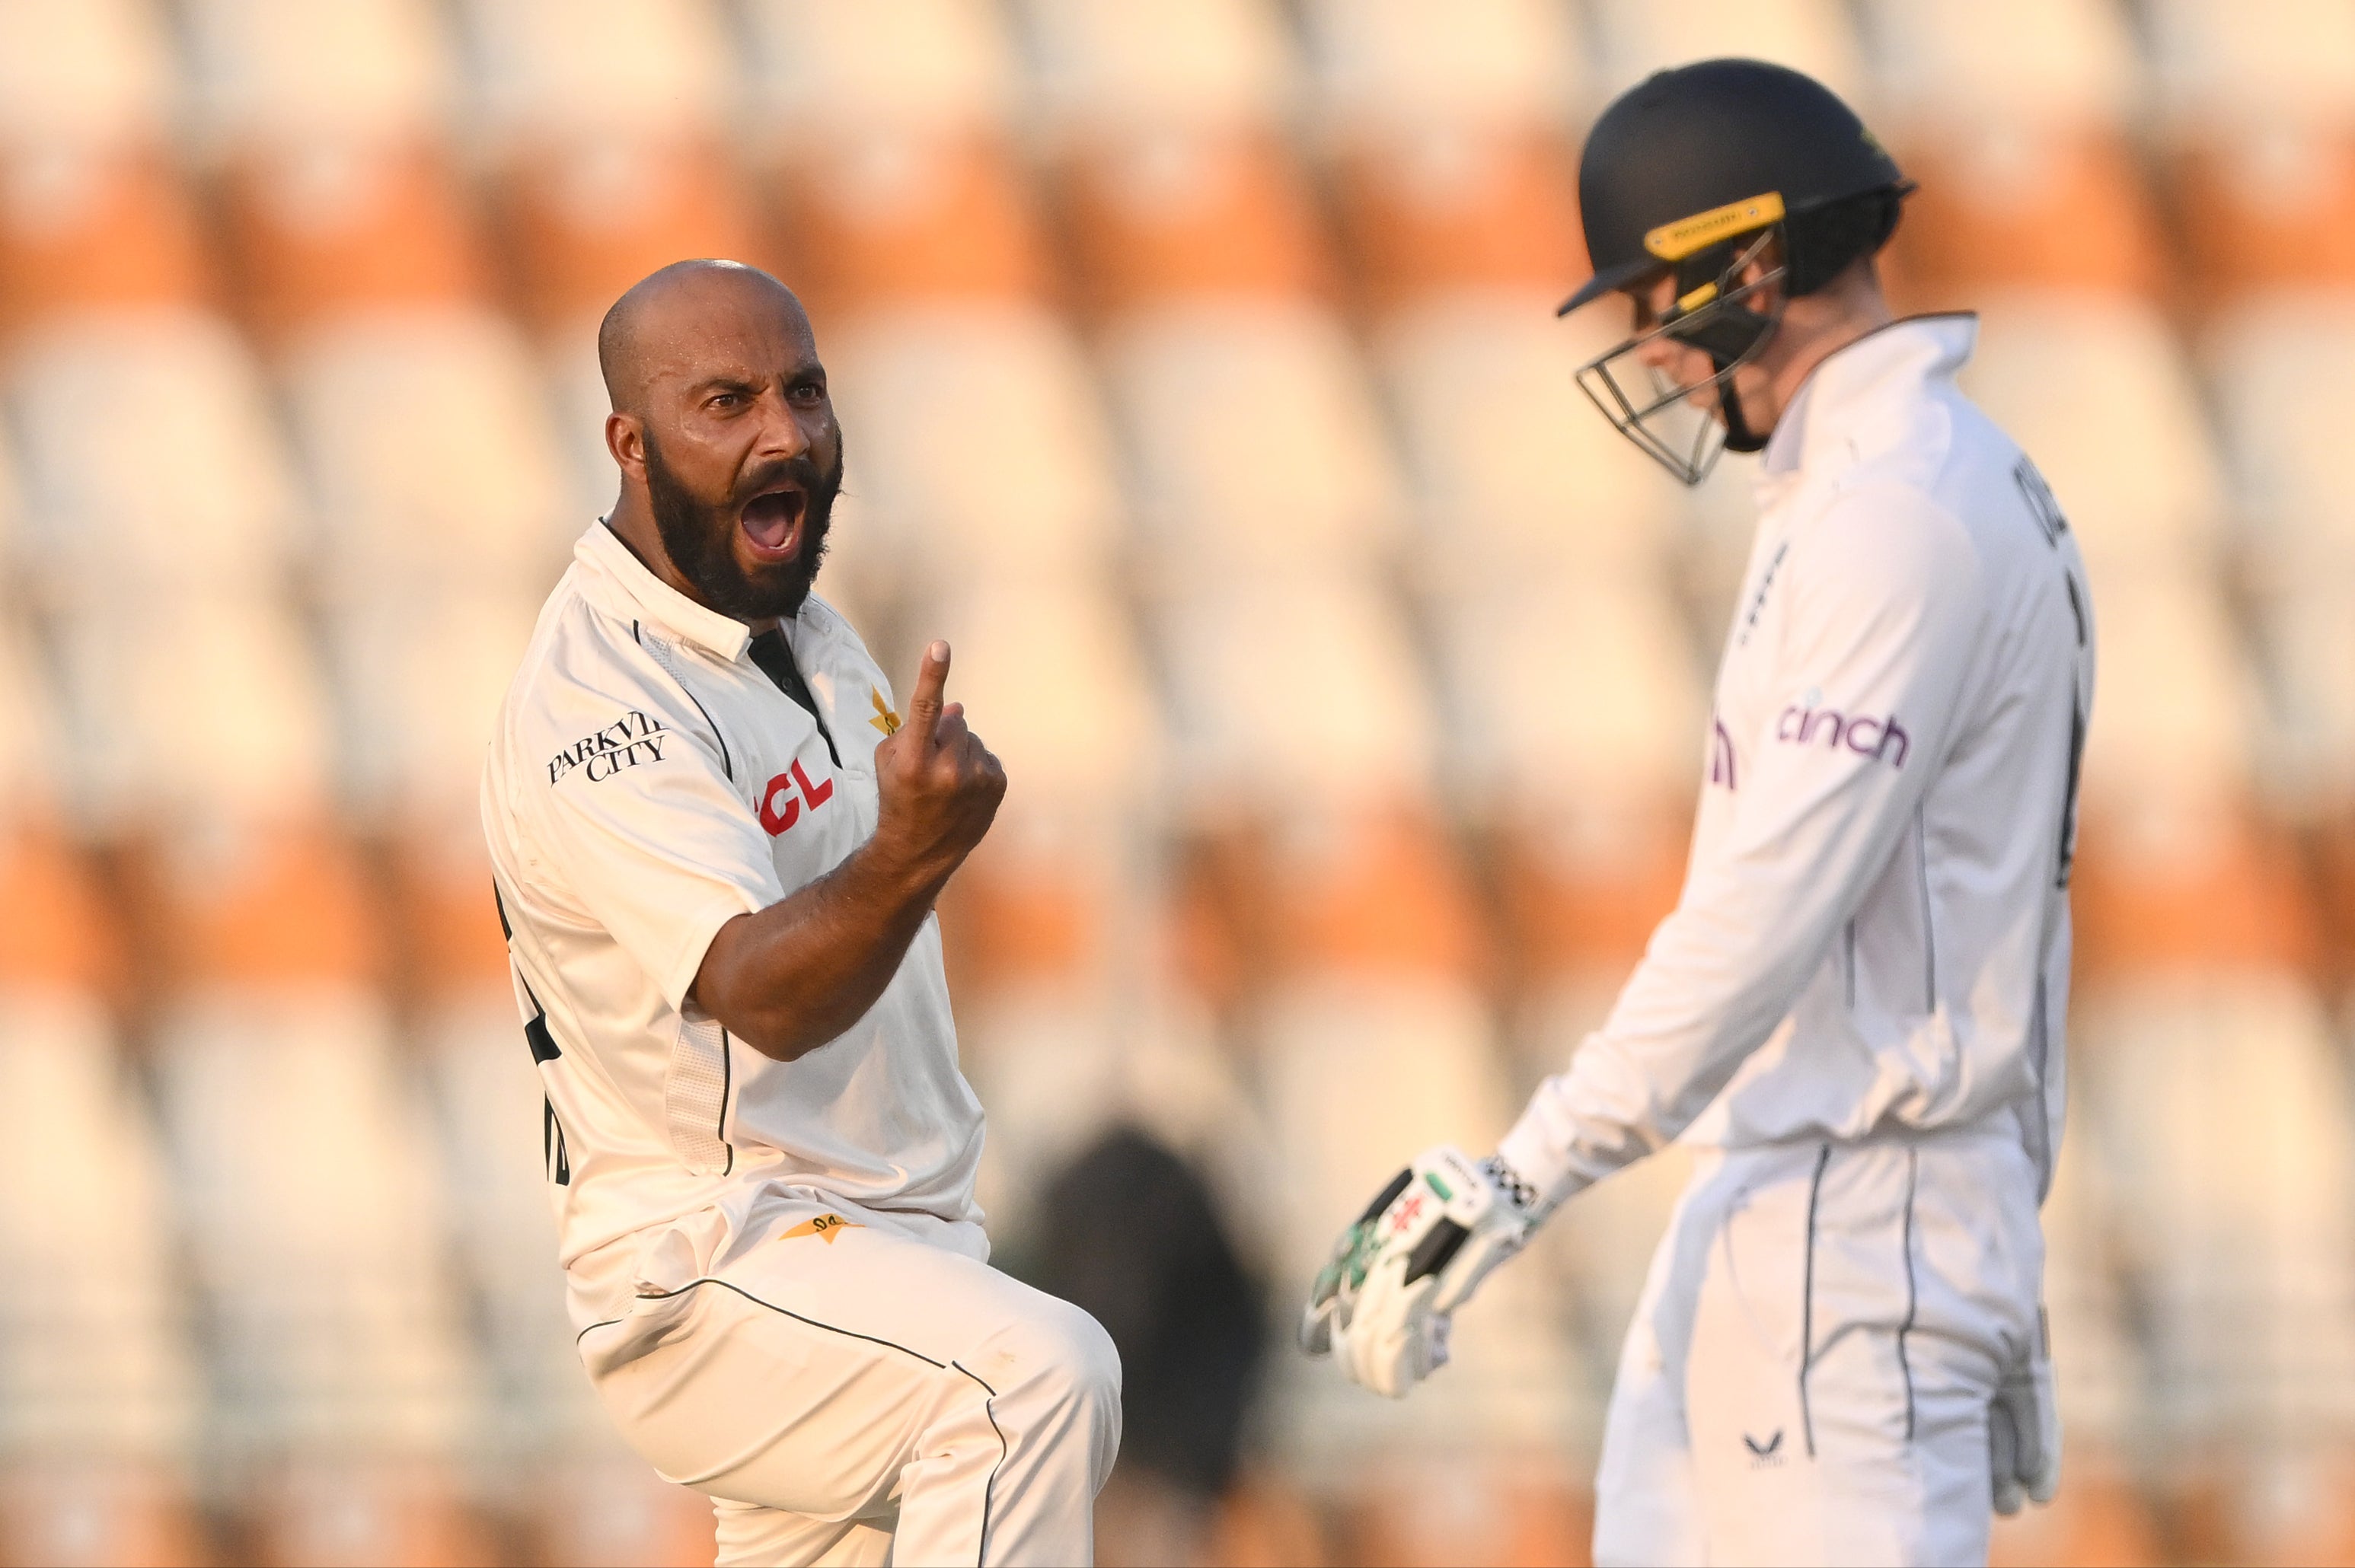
598, 260, 812, 416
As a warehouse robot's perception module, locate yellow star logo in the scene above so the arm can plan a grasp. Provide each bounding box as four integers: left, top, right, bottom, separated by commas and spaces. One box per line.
870, 687, 901, 736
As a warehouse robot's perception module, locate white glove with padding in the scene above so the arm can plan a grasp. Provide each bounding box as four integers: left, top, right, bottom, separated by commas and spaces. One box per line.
1298, 1145, 1535, 1398
1990, 1309, 2061, 1515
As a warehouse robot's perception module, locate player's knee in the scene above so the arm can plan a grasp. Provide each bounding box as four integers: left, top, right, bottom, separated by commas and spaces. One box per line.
1004, 1293, 1122, 1420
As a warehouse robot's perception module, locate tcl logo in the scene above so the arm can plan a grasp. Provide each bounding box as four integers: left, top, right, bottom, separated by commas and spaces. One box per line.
1776, 703, 1910, 768
760, 760, 835, 835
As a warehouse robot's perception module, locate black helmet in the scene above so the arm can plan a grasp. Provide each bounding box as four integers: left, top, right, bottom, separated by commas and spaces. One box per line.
1560, 58, 1907, 317
1559, 59, 1910, 485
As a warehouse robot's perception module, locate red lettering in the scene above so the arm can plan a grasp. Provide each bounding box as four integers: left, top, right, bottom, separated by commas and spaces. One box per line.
759, 773, 800, 835
791, 759, 834, 808
759, 759, 838, 836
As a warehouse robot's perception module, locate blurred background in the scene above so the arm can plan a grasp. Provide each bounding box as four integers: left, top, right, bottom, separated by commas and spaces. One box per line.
0, 0, 2350, 1563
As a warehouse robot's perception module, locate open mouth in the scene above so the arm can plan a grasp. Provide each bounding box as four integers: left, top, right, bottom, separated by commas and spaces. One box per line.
738, 483, 809, 565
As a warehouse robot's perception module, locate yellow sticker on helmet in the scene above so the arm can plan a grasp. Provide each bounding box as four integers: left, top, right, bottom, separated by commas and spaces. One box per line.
1644, 192, 1786, 262
1676, 281, 1720, 314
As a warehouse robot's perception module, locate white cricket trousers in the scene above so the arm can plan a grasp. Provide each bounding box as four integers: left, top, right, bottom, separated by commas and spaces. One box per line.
1593, 1123, 2044, 1567
580, 1210, 1122, 1566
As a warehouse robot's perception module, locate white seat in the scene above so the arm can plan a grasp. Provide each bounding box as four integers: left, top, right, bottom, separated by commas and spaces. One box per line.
322, 586, 540, 822
825, 306, 1125, 585
1588, 0, 1868, 107
2076, 568, 2260, 834
2076, 972, 2355, 1457
180, 0, 455, 149
49, 591, 335, 831
154, 986, 478, 1460
456, 0, 735, 145
742, 0, 1017, 134
0, 0, 174, 148
1103, 300, 1407, 586
1961, 292, 2229, 582
913, 573, 1159, 817
1428, 565, 1703, 839
0, 990, 194, 1459
1300, 0, 1587, 132
1859, 0, 2139, 132
6, 311, 298, 599
1016, 0, 1297, 132
282, 308, 572, 593
418, 992, 606, 1459
2203, 292, 2355, 580
2145, 0, 2355, 130
1154, 575, 1437, 817
1376, 291, 1683, 583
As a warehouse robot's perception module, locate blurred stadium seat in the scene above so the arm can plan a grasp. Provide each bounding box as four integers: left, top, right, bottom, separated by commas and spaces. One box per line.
1021, 0, 1332, 315
1588, 0, 1868, 105
2148, 0, 2355, 300
460, 0, 761, 333
1865, 0, 2163, 306
183, 0, 488, 344
1302, 0, 1590, 315
0, 0, 213, 330
743, 0, 1048, 322
0, 5, 2344, 1563
1104, 301, 1408, 587
6, 311, 298, 598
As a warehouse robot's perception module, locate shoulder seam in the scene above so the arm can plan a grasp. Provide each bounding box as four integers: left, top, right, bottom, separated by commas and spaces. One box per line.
633, 620, 735, 782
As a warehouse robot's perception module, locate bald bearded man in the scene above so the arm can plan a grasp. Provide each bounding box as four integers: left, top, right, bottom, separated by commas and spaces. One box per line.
482, 261, 1122, 1567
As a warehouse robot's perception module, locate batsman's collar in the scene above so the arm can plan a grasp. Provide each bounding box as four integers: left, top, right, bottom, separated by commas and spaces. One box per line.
576, 518, 756, 664
1760, 312, 1980, 482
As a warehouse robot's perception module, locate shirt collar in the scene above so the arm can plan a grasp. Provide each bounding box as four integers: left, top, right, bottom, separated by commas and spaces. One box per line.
574, 520, 755, 664
1760, 313, 1980, 480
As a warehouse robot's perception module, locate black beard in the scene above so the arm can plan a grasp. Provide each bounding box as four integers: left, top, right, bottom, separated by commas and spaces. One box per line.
643, 433, 841, 623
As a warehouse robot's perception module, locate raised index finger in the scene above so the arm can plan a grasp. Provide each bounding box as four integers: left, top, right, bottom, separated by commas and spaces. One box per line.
905, 640, 950, 747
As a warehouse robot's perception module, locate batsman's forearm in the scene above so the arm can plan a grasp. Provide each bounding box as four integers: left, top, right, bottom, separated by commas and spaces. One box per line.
691, 831, 955, 1062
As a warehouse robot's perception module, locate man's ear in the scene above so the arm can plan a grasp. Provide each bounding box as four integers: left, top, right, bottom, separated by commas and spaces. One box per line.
605, 411, 647, 480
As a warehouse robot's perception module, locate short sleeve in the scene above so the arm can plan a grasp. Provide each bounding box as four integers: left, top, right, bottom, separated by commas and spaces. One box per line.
521, 667, 783, 1012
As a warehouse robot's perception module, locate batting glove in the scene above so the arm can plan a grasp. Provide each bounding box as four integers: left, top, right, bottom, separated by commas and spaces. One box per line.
1298, 1145, 1536, 1398
1990, 1311, 2060, 1515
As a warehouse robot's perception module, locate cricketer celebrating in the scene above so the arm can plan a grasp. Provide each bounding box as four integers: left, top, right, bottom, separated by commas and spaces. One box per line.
1304, 60, 2095, 1566
483, 261, 1119, 1568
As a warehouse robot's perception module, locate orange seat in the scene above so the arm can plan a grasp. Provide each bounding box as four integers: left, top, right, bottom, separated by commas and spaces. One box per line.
937, 839, 1114, 997
1331, 122, 1585, 314
1054, 123, 1334, 317
0, 142, 212, 333
764, 126, 1053, 322
1339, 1472, 1594, 1568
2170, 126, 2355, 299
531, 1453, 717, 1568
494, 135, 765, 332
1183, 803, 1490, 993
0, 1456, 206, 1568
0, 823, 121, 1000
247, 1457, 495, 1568
1487, 805, 1692, 993
125, 817, 386, 996
1881, 127, 2168, 310
217, 136, 490, 343
2069, 809, 2324, 985
387, 833, 511, 1003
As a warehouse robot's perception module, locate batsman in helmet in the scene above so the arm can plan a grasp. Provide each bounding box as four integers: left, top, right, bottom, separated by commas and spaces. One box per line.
1304, 59, 2095, 1566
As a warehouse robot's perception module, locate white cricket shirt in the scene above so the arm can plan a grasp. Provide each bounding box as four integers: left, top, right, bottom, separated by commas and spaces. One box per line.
1501, 315, 2095, 1206
483, 522, 986, 1330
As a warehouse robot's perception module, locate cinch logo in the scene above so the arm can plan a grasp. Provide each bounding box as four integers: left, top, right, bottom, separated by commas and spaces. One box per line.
1776, 702, 1910, 768
548, 710, 669, 785
759, 758, 835, 835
